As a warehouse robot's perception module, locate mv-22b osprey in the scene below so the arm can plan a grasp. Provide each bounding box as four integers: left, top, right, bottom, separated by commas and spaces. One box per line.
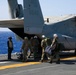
0, 0, 76, 53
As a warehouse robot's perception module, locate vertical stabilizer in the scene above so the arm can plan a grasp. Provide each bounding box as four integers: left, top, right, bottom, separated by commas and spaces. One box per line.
8, 0, 23, 19
8, 0, 18, 18
23, 0, 44, 34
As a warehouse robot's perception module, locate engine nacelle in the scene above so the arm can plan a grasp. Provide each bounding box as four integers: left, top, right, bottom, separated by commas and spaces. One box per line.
15, 4, 23, 18
7, 0, 23, 19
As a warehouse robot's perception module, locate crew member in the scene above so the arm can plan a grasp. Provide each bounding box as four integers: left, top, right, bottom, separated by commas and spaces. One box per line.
40, 35, 52, 62
50, 34, 60, 64
7, 37, 13, 60
21, 37, 30, 62
33, 36, 39, 60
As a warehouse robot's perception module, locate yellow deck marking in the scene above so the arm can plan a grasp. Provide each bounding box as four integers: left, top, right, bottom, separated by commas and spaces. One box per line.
0, 56, 76, 70
60, 56, 76, 60
0, 62, 41, 70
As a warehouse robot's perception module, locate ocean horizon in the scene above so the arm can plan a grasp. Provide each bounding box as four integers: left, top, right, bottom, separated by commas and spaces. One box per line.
0, 31, 22, 54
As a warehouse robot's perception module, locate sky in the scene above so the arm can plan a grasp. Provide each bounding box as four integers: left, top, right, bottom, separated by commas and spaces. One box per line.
0, 0, 76, 31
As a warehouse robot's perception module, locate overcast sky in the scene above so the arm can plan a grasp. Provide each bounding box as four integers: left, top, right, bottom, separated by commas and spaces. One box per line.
0, 0, 76, 31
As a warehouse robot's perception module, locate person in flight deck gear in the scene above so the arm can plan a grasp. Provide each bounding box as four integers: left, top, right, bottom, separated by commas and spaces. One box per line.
33, 36, 39, 60
21, 37, 30, 62
28, 37, 34, 58
7, 37, 13, 60
49, 34, 60, 64
30, 37, 34, 54
40, 35, 46, 62
45, 38, 52, 58
40, 35, 52, 62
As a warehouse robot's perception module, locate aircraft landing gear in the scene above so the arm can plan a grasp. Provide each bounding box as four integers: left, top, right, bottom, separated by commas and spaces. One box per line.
75, 49, 76, 55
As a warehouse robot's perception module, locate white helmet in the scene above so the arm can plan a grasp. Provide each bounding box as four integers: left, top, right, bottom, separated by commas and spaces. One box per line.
53, 34, 58, 37
42, 35, 45, 38
34, 36, 37, 38
24, 37, 28, 40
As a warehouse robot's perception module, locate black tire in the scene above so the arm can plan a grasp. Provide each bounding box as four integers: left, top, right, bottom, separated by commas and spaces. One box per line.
75, 49, 76, 55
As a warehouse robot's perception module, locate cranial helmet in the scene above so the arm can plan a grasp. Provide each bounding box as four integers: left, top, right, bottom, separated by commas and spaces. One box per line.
8, 37, 12, 39
24, 37, 28, 40
42, 35, 45, 38
53, 34, 58, 37
34, 36, 37, 38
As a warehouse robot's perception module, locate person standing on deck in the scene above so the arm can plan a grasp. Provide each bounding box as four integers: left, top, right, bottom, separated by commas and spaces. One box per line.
7, 37, 13, 60
21, 37, 30, 62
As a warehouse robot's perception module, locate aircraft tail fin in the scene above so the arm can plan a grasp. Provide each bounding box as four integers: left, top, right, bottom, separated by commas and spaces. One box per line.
8, 0, 23, 19
23, 0, 44, 34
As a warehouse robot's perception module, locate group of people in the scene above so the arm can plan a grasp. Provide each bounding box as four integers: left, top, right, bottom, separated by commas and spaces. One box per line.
40, 34, 60, 64
20, 36, 39, 62
7, 34, 60, 64
7, 36, 39, 61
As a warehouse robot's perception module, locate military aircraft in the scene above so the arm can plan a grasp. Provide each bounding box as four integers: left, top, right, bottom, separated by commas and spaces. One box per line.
0, 0, 76, 53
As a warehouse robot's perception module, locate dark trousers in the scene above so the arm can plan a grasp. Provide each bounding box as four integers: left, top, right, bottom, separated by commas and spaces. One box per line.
8, 48, 13, 59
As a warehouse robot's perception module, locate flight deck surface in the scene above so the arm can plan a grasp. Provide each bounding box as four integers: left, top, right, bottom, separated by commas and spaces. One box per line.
0, 51, 76, 75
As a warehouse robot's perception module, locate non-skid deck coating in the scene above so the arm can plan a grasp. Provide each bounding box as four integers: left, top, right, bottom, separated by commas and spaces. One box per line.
0, 56, 76, 70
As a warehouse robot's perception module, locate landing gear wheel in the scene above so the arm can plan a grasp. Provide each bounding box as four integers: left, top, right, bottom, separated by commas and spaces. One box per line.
75, 49, 76, 55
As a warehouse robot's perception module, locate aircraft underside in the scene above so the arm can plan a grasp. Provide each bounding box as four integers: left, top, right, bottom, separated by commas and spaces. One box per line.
9, 28, 35, 39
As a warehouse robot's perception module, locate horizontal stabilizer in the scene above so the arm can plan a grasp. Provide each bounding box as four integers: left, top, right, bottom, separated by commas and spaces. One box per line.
0, 19, 24, 28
